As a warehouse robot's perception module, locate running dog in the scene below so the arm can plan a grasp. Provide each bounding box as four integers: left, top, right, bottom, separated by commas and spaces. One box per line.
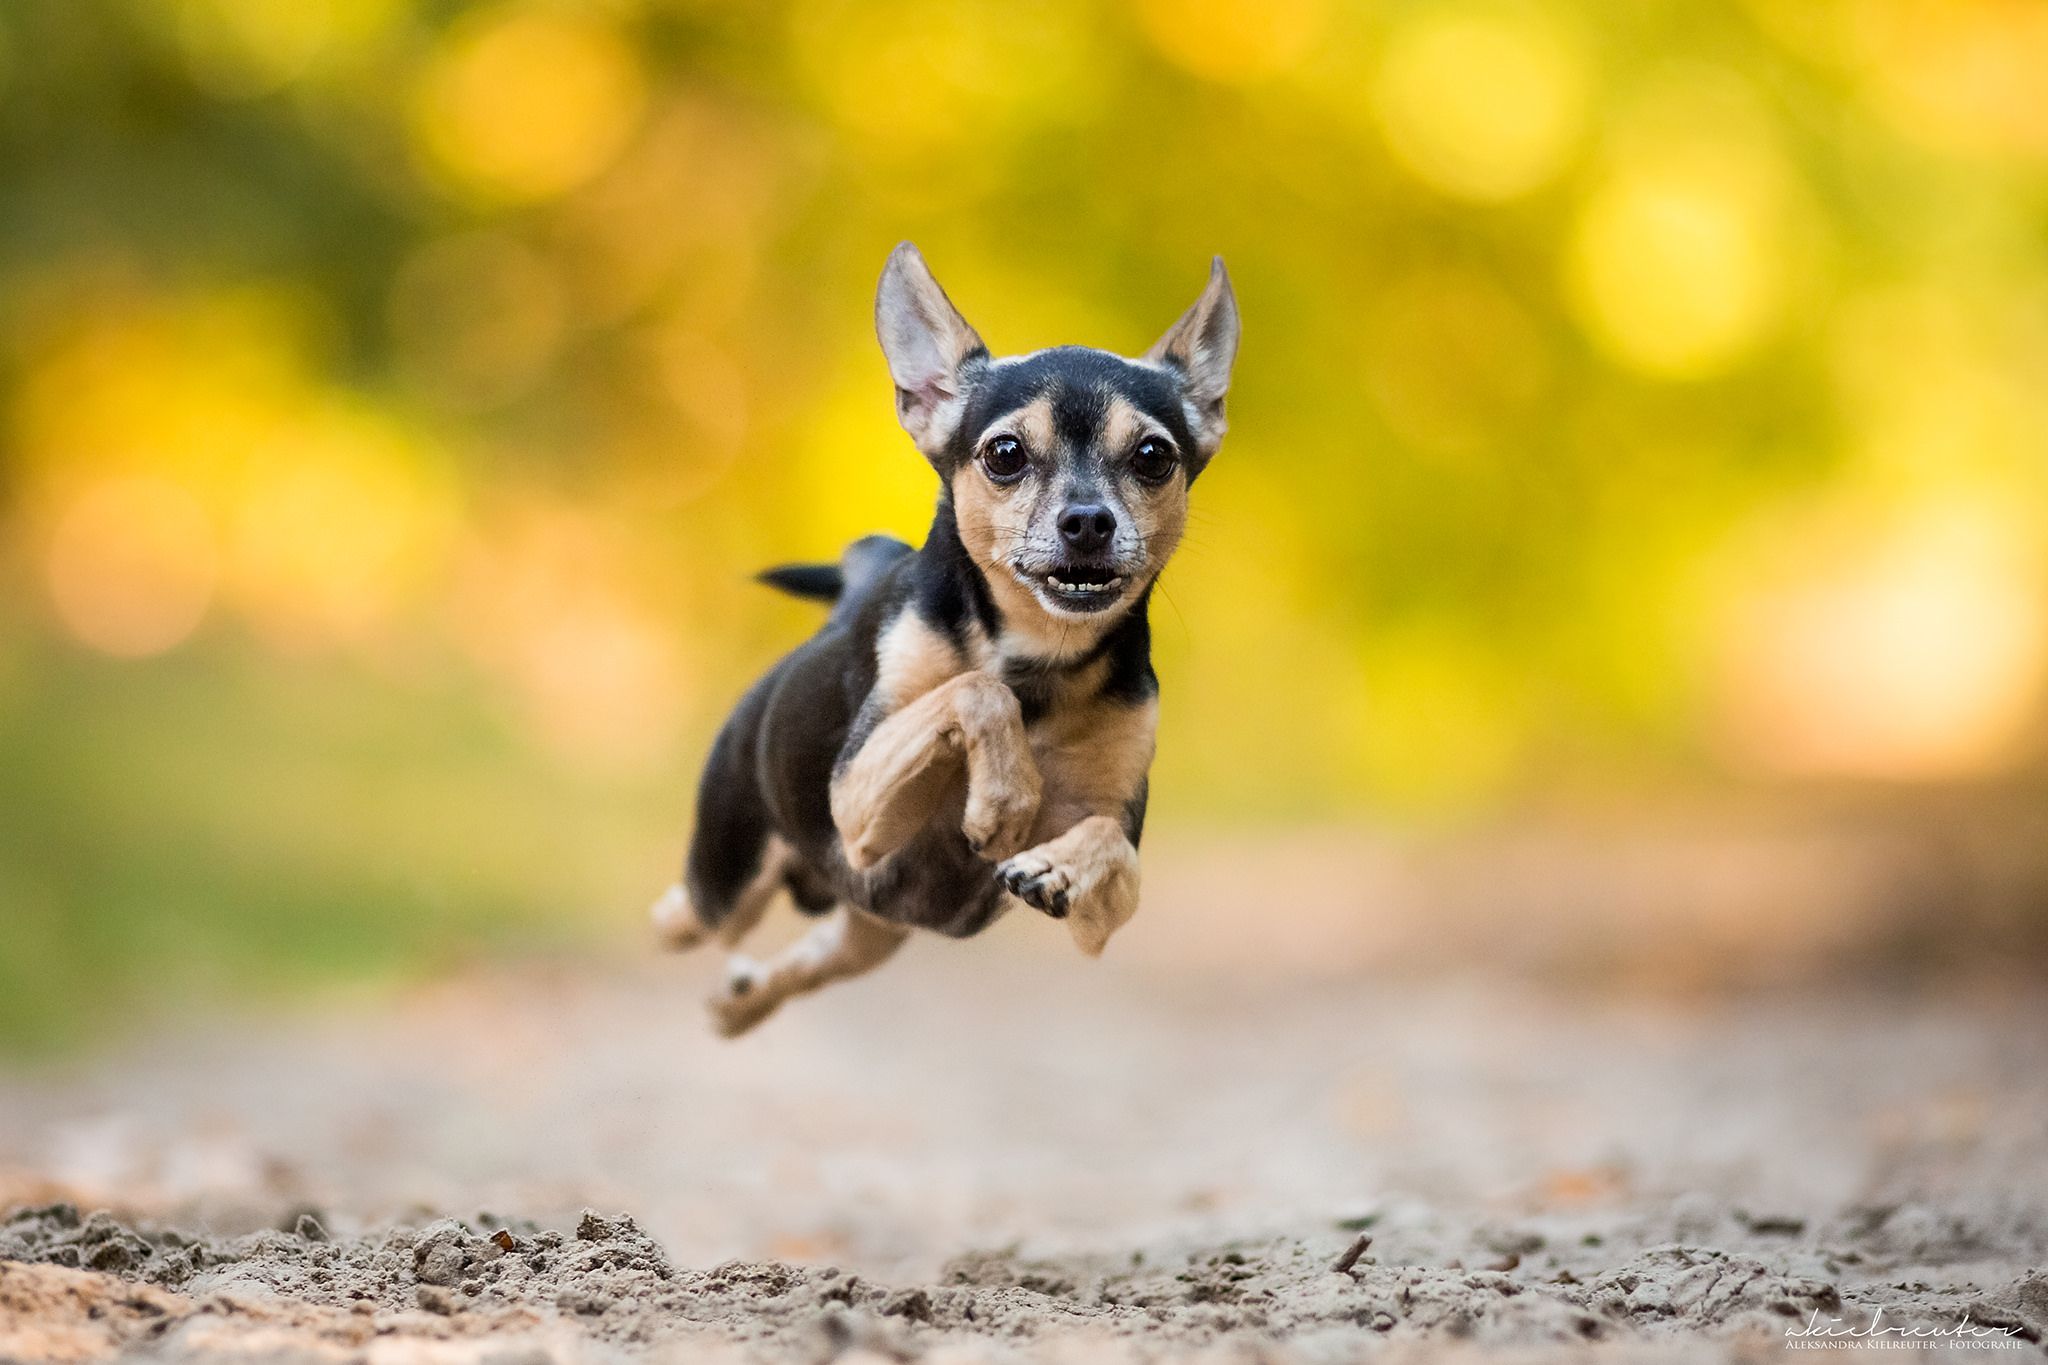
653, 243, 1239, 1036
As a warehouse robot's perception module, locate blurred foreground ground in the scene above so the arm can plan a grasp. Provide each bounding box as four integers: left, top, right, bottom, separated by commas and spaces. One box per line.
3, 824, 2047, 1362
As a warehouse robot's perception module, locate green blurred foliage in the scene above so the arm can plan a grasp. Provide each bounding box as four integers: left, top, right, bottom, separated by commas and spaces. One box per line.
2, 0, 2046, 1048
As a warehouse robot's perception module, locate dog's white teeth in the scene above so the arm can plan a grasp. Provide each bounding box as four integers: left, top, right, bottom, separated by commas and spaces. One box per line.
1048, 576, 1123, 594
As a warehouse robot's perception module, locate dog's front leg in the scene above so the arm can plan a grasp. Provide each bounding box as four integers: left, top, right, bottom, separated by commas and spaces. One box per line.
996, 815, 1140, 957
830, 673, 1041, 871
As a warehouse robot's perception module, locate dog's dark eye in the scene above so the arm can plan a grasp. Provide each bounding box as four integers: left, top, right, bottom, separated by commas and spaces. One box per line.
981, 435, 1028, 482
1131, 436, 1178, 484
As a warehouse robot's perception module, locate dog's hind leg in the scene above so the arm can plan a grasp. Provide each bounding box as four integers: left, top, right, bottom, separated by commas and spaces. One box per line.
650, 882, 712, 950
652, 835, 790, 952
657, 706, 790, 951
708, 907, 908, 1038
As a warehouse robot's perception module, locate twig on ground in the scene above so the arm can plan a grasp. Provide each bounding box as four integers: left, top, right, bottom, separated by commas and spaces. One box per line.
1332, 1234, 1372, 1275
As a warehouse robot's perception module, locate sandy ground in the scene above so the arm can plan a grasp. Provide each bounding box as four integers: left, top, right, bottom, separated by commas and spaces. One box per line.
3, 835, 2047, 1362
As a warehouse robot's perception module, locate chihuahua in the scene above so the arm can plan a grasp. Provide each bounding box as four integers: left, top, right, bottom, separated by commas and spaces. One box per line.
652, 243, 1238, 1036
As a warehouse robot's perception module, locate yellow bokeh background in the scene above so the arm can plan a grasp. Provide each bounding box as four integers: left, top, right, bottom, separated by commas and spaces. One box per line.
1, 0, 2045, 1047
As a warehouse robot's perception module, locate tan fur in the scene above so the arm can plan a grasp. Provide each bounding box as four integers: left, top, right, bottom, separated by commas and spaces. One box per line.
1143, 257, 1238, 458
649, 883, 705, 950
1097, 393, 1162, 456
650, 836, 802, 952
999, 815, 1140, 957
666, 246, 1239, 1034
950, 460, 1122, 663
1029, 695, 1158, 841
708, 907, 908, 1037
999, 693, 1153, 957
949, 393, 1190, 664
1101, 393, 1189, 582
830, 671, 1042, 871
996, 394, 1057, 452
873, 611, 965, 708
876, 243, 986, 457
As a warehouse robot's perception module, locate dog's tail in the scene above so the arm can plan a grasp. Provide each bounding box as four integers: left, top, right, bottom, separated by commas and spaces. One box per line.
756, 563, 843, 602
758, 534, 913, 616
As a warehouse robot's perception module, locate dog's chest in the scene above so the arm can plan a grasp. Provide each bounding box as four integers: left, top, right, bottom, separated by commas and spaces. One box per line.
879, 611, 1154, 821
1004, 662, 1156, 822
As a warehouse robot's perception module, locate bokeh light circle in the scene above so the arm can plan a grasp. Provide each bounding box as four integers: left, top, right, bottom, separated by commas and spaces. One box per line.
412, 6, 646, 202
1133, 0, 1327, 84
1375, 8, 1591, 201
47, 477, 218, 658
1567, 151, 1783, 378
389, 231, 566, 408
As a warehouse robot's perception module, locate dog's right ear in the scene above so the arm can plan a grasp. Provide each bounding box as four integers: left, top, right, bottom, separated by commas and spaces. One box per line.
875, 243, 987, 459
1146, 257, 1239, 467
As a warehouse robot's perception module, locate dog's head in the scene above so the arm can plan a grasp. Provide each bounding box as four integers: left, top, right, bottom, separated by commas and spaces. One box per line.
875, 243, 1238, 626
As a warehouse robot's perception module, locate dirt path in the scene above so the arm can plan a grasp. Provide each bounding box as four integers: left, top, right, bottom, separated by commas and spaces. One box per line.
2, 918, 2045, 1361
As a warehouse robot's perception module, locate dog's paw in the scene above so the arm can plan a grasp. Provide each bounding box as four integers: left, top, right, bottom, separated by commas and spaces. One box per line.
651, 883, 711, 951
964, 774, 1040, 864
707, 957, 779, 1038
996, 851, 1071, 918
1065, 909, 1120, 959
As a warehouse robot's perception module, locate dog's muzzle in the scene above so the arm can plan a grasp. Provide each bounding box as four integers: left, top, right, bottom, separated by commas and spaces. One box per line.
1015, 560, 1130, 614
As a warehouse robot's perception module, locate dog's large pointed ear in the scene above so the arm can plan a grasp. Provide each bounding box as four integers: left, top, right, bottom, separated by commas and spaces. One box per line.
875, 243, 987, 458
1145, 257, 1239, 463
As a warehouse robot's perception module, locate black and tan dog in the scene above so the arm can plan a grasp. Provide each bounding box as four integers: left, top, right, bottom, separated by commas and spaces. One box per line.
653, 243, 1238, 1036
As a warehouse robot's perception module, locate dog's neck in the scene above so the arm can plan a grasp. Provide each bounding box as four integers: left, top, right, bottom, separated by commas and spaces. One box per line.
921, 500, 1143, 669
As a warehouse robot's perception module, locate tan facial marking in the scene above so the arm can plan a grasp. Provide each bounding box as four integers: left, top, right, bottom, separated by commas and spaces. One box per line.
950, 394, 1052, 584
950, 398, 1124, 661
1098, 393, 1158, 456
1101, 393, 1189, 580
988, 394, 1056, 453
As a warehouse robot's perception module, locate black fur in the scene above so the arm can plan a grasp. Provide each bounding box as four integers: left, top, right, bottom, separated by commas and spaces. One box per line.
756, 563, 842, 602
941, 348, 1205, 483
678, 325, 1218, 946
683, 501, 1156, 941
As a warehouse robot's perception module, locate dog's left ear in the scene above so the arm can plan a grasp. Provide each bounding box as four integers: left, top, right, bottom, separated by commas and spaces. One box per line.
876, 242, 987, 461
1146, 257, 1239, 464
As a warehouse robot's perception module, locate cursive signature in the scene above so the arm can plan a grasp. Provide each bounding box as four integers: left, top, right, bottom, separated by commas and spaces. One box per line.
1787, 1307, 2024, 1341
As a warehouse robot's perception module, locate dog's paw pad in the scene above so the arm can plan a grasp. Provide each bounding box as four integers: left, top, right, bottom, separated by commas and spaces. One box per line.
722, 956, 763, 995
997, 857, 1071, 918
708, 961, 776, 1038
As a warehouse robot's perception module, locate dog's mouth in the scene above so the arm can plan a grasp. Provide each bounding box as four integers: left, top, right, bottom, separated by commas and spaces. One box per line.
1016, 563, 1129, 614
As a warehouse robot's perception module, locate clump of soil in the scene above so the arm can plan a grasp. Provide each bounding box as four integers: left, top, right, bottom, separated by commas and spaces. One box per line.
4, 1200, 2044, 1363
5, 953, 2047, 1361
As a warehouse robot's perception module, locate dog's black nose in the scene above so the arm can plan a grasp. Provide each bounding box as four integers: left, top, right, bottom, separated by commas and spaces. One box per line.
1058, 504, 1116, 553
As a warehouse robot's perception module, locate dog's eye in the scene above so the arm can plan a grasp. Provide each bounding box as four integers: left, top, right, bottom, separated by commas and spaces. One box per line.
1131, 437, 1178, 484
981, 435, 1028, 482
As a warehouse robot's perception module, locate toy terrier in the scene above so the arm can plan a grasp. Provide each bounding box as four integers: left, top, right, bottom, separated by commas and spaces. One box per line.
653, 243, 1238, 1036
